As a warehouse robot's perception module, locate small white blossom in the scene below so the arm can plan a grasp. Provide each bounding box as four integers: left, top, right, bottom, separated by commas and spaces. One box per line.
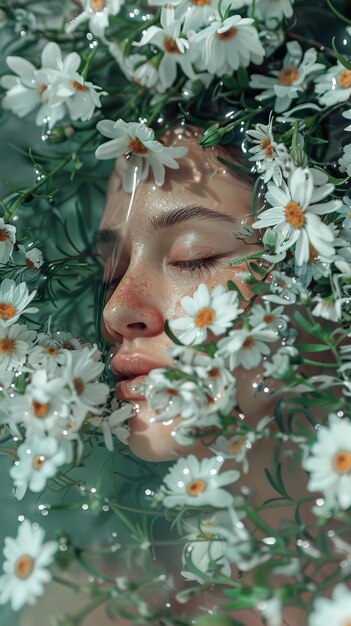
311, 295, 343, 322
217, 324, 277, 370
0, 219, 16, 264
18, 245, 44, 270
263, 345, 298, 379
314, 62, 351, 107
249, 41, 325, 113
255, 0, 294, 27
108, 44, 158, 89
161, 454, 238, 508
61, 347, 108, 421
95, 118, 188, 192
10, 435, 71, 500
339, 143, 351, 177
257, 596, 282, 626
0, 279, 37, 327
246, 117, 286, 186
248, 302, 289, 332
0, 323, 36, 370
309, 584, 351, 626
0, 520, 57, 611
190, 13, 264, 76
144, 369, 206, 421
302, 413, 351, 510
89, 403, 133, 450
253, 167, 341, 266
65, 0, 124, 38
181, 514, 232, 583
170, 283, 242, 345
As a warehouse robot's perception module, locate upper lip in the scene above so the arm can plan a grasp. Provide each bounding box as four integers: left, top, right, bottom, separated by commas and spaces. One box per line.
111, 353, 167, 382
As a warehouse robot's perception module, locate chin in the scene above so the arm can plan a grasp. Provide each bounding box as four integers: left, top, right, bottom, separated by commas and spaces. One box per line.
126, 404, 209, 462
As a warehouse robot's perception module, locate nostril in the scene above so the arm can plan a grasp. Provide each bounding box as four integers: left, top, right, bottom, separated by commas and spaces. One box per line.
127, 322, 147, 330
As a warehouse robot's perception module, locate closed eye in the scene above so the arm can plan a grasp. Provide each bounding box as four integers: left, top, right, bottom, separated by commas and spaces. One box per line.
171, 257, 220, 272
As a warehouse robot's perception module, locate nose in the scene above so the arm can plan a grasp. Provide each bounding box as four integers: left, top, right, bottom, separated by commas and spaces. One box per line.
102, 269, 165, 342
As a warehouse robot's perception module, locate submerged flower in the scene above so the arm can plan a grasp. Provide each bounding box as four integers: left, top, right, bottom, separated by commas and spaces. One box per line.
0, 520, 57, 611
253, 167, 341, 266
0, 219, 16, 265
65, 0, 124, 38
95, 118, 188, 192
314, 62, 351, 107
249, 41, 324, 112
309, 584, 351, 626
0, 279, 37, 327
302, 413, 351, 510
161, 454, 238, 508
10, 436, 70, 500
0, 323, 35, 370
191, 13, 264, 76
170, 283, 242, 345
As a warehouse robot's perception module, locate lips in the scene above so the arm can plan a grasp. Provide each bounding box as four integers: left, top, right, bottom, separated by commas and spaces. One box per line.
111, 353, 166, 402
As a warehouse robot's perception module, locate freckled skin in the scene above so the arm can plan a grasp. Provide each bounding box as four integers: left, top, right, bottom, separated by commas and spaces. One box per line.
99, 133, 276, 461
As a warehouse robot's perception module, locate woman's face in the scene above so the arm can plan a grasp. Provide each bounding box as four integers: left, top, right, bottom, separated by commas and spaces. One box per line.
98, 135, 263, 461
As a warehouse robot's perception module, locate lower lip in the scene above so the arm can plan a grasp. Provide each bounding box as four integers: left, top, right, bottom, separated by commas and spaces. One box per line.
116, 375, 146, 401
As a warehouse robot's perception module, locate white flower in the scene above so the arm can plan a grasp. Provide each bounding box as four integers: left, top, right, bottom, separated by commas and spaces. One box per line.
246, 117, 285, 186
253, 167, 341, 266
0, 279, 37, 327
339, 143, 351, 177
309, 584, 351, 626
181, 514, 231, 583
28, 338, 67, 375
0, 219, 16, 264
61, 347, 108, 421
210, 434, 251, 472
65, 0, 124, 38
257, 596, 282, 626
161, 454, 238, 508
263, 345, 298, 379
249, 42, 325, 113
0, 520, 57, 611
190, 13, 264, 76
217, 324, 277, 370
255, 0, 294, 27
302, 413, 351, 510
0, 323, 35, 370
95, 118, 188, 192
265, 270, 308, 305
10, 436, 70, 500
19, 246, 44, 270
144, 369, 206, 421
170, 284, 242, 345
314, 62, 351, 107
89, 403, 133, 450
248, 302, 289, 332
134, 4, 196, 91
108, 44, 158, 89
311, 295, 343, 322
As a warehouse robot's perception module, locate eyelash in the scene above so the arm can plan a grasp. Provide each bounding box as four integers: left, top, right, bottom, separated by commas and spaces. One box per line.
171, 257, 219, 273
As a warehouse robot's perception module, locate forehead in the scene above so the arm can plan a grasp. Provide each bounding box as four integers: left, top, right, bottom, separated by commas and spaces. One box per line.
99, 140, 253, 233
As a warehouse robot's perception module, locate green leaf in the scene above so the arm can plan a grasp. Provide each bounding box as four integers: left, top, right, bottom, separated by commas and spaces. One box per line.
164, 320, 183, 345
226, 279, 251, 301
295, 343, 330, 352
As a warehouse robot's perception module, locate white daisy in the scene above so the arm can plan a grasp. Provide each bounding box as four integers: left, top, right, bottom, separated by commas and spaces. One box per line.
311, 295, 343, 322
210, 434, 252, 472
248, 302, 289, 332
181, 514, 231, 583
61, 347, 108, 421
108, 44, 158, 89
309, 584, 351, 626
65, 0, 124, 39
161, 454, 238, 508
255, 0, 294, 27
169, 347, 235, 397
0, 219, 16, 265
265, 270, 309, 305
263, 345, 298, 379
314, 62, 351, 107
0, 279, 37, 327
134, 4, 196, 92
217, 324, 277, 370
249, 41, 325, 113
302, 413, 351, 510
339, 143, 351, 177
0, 323, 36, 371
0, 520, 57, 611
89, 403, 133, 450
246, 117, 285, 186
144, 369, 205, 421
170, 283, 242, 346
19, 246, 44, 270
10, 435, 70, 500
190, 13, 264, 76
27, 338, 67, 375
252, 167, 341, 266
95, 118, 188, 192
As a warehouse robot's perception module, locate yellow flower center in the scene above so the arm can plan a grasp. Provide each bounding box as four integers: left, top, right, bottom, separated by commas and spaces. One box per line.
261, 137, 274, 159
208, 368, 219, 378
337, 69, 351, 89
73, 377, 85, 394
33, 455, 46, 470
32, 401, 49, 418
191, 0, 210, 4
0, 303, 17, 319
0, 229, 9, 242
44, 345, 59, 356
242, 336, 255, 349
0, 338, 15, 353
187, 480, 207, 495
128, 138, 148, 155
163, 37, 181, 54
285, 201, 305, 229
91, 0, 104, 10
229, 438, 246, 454
263, 314, 275, 324
333, 450, 351, 474
279, 66, 299, 86
71, 80, 87, 92
194, 307, 215, 328
166, 388, 178, 396
25, 258, 36, 269
217, 27, 237, 40
15, 555, 34, 580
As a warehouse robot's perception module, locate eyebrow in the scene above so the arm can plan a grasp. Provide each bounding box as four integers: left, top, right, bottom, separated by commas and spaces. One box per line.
96, 204, 237, 244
